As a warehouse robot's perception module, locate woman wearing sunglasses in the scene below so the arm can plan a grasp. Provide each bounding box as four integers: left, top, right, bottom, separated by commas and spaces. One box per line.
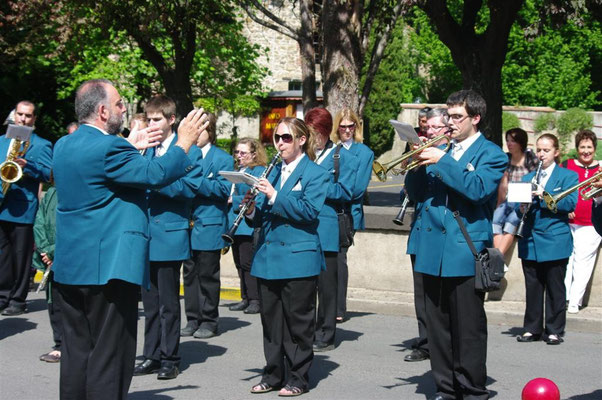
228, 138, 268, 315
330, 108, 374, 322
247, 117, 329, 397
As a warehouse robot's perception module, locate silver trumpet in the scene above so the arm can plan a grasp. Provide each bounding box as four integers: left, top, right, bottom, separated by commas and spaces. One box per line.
222, 152, 281, 244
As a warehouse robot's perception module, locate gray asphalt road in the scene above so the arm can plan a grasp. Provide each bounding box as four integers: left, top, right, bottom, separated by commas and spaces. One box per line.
1, 291, 601, 400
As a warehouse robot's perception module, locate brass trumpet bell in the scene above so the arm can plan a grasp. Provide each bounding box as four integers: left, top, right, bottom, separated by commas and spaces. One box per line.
372, 134, 450, 182
543, 169, 602, 213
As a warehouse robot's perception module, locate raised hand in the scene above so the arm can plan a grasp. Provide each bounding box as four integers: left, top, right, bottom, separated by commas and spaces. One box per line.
127, 121, 162, 151
176, 108, 210, 152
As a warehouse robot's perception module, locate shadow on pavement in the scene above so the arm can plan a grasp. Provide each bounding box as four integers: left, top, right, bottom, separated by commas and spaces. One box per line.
218, 316, 252, 335
241, 367, 264, 383
0, 317, 37, 340
341, 311, 374, 322
128, 385, 199, 399
391, 338, 419, 352
568, 389, 602, 399
383, 371, 435, 397
335, 327, 363, 347
25, 298, 48, 313
311, 354, 340, 389
178, 341, 227, 372
500, 327, 523, 337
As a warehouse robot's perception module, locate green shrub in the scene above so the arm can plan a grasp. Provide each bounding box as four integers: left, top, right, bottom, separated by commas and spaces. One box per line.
502, 112, 521, 133
557, 108, 593, 149
215, 138, 233, 153
533, 113, 556, 133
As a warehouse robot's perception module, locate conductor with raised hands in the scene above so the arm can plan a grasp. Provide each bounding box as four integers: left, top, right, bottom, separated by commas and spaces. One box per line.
52, 79, 208, 400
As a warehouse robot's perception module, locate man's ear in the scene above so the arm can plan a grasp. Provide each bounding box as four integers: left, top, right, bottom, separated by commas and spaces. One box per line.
472, 114, 481, 127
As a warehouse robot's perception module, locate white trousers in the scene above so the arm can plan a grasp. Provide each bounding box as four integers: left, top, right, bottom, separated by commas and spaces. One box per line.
565, 224, 602, 307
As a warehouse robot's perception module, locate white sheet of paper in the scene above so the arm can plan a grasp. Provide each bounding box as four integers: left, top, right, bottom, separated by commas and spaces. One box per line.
6, 124, 33, 141
389, 120, 421, 144
219, 171, 259, 186
507, 182, 533, 203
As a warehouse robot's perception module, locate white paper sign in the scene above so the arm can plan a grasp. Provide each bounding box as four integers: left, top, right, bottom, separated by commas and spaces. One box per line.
507, 182, 533, 203
6, 124, 33, 141
389, 120, 421, 144
219, 171, 259, 186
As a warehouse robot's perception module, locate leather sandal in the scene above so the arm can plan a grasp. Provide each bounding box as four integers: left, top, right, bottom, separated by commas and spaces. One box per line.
251, 382, 277, 394
278, 384, 306, 397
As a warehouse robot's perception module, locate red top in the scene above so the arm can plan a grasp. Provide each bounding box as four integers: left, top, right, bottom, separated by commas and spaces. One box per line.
563, 158, 598, 226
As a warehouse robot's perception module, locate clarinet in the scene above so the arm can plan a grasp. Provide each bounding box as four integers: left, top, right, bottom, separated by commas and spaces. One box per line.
222, 152, 281, 244
515, 159, 543, 239
393, 196, 410, 226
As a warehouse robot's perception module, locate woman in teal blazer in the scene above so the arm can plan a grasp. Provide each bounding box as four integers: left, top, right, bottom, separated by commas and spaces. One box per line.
228, 138, 267, 314
516, 134, 578, 345
249, 117, 329, 397
330, 108, 373, 321
306, 108, 357, 352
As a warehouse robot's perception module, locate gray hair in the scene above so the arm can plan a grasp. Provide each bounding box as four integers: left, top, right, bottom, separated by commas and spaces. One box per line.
418, 107, 432, 119
74, 79, 113, 123
426, 107, 448, 124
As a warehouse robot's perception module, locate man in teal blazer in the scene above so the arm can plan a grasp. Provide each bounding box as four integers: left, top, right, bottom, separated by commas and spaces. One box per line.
133, 95, 203, 380
0, 101, 52, 316
182, 113, 233, 339
405, 90, 507, 400
52, 79, 207, 400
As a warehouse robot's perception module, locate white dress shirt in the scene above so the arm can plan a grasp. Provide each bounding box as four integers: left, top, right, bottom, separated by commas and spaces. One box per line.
155, 132, 175, 157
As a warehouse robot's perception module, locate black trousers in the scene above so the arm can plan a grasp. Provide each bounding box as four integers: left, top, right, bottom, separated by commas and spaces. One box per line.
141, 261, 181, 365
336, 246, 349, 318
521, 258, 568, 336
423, 274, 489, 400
47, 273, 63, 350
410, 255, 428, 354
258, 276, 318, 391
56, 280, 138, 400
315, 251, 338, 345
232, 235, 259, 302
0, 221, 34, 308
183, 250, 221, 331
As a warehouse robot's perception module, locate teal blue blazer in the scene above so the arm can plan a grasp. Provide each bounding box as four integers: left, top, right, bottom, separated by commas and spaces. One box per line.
52, 125, 194, 287
516, 165, 578, 262
146, 136, 203, 261
230, 165, 266, 237
0, 132, 52, 224
347, 142, 373, 230
406, 135, 507, 277
190, 145, 233, 251
316, 145, 357, 252
250, 155, 329, 280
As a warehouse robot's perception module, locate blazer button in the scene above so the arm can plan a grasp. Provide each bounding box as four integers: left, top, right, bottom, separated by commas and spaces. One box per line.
426, 227, 432, 232
280, 242, 285, 246
266, 240, 270, 245
442, 229, 446, 234
425, 206, 429, 211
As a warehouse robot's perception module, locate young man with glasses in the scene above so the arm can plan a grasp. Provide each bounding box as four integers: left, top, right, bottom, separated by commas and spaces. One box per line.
405, 90, 507, 400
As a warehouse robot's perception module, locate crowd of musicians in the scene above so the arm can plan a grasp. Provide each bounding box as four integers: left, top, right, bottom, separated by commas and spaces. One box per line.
0, 81, 601, 400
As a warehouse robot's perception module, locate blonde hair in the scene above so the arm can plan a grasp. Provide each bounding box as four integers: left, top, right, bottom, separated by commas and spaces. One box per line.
236, 137, 268, 168
331, 108, 364, 143
274, 117, 316, 161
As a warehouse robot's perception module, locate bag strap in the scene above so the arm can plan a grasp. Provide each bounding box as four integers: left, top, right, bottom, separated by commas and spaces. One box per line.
333, 143, 342, 183
451, 209, 479, 258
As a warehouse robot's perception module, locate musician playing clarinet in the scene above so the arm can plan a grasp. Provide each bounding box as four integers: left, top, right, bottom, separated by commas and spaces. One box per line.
515, 133, 578, 345
246, 117, 329, 397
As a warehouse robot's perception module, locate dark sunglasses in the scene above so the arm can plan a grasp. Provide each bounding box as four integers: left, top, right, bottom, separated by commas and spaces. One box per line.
274, 133, 294, 143
338, 123, 356, 131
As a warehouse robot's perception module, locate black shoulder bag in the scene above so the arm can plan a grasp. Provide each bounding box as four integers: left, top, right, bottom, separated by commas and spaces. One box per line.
333, 144, 354, 248
452, 210, 505, 292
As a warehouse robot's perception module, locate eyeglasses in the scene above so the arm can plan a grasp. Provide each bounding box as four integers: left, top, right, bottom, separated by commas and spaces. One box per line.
448, 114, 470, 123
234, 150, 251, 156
338, 123, 356, 131
274, 133, 294, 143
426, 125, 448, 131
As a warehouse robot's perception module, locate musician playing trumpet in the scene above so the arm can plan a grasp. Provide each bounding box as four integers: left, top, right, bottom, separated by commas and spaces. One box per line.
246, 117, 329, 397
0, 101, 52, 316
515, 133, 578, 345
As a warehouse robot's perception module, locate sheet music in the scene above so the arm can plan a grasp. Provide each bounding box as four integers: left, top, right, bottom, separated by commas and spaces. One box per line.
219, 171, 259, 186
389, 120, 421, 144
5, 124, 33, 141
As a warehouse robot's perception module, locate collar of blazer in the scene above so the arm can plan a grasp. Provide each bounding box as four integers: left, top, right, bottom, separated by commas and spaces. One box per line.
279, 155, 309, 195
543, 164, 562, 193
201, 144, 216, 167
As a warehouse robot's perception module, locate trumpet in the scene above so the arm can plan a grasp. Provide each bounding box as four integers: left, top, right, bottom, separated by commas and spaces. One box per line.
543, 169, 602, 213
222, 151, 281, 244
1, 137, 30, 195
372, 134, 451, 182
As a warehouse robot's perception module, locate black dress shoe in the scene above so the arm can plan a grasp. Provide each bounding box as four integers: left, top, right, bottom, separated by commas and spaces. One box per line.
229, 300, 249, 311
313, 341, 335, 352
244, 301, 261, 314
193, 327, 217, 339
428, 395, 450, 400
404, 349, 429, 362
157, 364, 179, 380
516, 332, 541, 343
180, 322, 198, 337
133, 359, 161, 376
1, 305, 26, 316
544, 334, 564, 345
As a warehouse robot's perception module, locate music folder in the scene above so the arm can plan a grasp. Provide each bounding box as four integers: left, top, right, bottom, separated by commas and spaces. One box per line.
6, 124, 33, 141
219, 171, 260, 186
389, 120, 421, 144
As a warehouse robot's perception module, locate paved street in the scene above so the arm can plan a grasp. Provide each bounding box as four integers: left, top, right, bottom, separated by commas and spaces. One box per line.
1, 291, 601, 400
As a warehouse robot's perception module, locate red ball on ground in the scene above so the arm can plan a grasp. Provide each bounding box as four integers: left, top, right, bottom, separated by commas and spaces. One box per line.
522, 378, 560, 400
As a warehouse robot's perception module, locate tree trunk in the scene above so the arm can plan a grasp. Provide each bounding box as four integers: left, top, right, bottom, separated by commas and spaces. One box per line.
321, 1, 363, 116
162, 70, 194, 117
298, 0, 317, 113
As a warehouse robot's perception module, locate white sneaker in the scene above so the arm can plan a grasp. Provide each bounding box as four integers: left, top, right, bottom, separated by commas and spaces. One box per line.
567, 304, 579, 314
